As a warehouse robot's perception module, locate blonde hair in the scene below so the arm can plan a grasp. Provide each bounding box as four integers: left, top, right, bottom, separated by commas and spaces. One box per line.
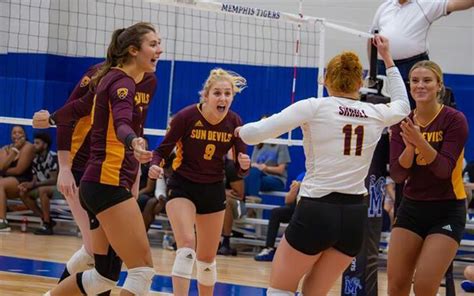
199, 68, 247, 101
325, 51, 363, 94
409, 60, 445, 102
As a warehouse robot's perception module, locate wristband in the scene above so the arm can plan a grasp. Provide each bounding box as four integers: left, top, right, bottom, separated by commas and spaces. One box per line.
125, 134, 137, 150
48, 113, 56, 125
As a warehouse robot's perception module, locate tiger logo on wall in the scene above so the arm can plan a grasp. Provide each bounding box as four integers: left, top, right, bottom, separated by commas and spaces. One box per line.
117, 88, 129, 100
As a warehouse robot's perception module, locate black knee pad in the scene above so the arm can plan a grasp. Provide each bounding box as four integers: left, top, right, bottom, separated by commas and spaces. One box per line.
76, 272, 86, 295
94, 246, 122, 281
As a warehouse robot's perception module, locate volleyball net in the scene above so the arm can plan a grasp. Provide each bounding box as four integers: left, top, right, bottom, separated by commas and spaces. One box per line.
0, 0, 372, 146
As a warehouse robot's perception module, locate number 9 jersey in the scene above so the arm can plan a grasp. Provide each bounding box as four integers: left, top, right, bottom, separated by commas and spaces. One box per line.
152, 104, 248, 183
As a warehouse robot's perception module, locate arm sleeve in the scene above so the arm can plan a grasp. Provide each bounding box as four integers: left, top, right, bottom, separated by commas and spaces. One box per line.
373, 67, 411, 126
64, 64, 100, 104
54, 64, 100, 151
231, 115, 249, 178
239, 99, 317, 145
109, 78, 137, 147
55, 91, 95, 151
426, 112, 469, 179
369, 2, 385, 32
152, 112, 187, 167
389, 123, 411, 183
420, 0, 448, 22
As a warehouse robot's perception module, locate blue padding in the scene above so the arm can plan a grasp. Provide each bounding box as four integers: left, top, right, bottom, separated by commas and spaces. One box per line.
1, 52, 473, 165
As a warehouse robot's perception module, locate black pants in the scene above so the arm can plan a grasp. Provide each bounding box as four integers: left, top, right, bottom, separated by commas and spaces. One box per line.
266, 204, 295, 248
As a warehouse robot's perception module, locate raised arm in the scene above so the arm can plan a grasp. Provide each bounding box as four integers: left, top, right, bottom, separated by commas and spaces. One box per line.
238, 99, 316, 145
372, 35, 411, 125
447, 0, 474, 13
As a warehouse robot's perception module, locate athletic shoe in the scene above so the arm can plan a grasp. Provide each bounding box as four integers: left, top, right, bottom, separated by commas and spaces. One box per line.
0, 220, 11, 232
217, 245, 237, 256
461, 280, 474, 292
34, 222, 54, 235
254, 247, 275, 261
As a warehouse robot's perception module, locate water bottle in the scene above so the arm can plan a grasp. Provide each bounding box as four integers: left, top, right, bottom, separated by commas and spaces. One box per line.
162, 234, 171, 250
21, 217, 28, 232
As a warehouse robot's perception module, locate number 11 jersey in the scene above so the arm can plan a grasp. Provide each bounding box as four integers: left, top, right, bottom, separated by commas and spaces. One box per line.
239, 67, 410, 198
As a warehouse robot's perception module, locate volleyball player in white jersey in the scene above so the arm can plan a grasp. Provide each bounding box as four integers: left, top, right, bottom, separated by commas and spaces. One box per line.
236, 35, 410, 295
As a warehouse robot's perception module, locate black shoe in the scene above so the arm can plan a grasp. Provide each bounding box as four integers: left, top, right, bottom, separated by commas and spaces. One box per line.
34, 224, 54, 235
217, 245, 237, 256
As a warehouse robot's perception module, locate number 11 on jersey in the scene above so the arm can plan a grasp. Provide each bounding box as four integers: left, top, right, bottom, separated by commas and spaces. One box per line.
342, 124, 364, 156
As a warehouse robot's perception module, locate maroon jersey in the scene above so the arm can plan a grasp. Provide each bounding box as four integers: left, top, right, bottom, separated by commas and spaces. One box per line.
390, 106, 468, 201
55, 63, 101, 172
152, 104, 248, 183
55, 65, 156, 173
81, 68, 157, 189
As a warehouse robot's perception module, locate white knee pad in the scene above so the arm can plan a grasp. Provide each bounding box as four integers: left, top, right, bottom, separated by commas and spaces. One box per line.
196, 260, 217, 287
43, 291, 51, 296
67, 245, 94, 274
81, 268, 116, 295
122, 266, 155, 296
172, 247, 196, 279
267, 287, 294, 296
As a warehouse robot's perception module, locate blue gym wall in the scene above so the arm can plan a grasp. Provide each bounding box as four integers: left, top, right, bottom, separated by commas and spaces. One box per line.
1, 52, 473, 185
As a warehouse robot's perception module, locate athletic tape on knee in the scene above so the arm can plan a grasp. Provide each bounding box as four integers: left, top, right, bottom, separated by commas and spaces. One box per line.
196, 260, 217, 286
67, 245, 94, 274
266, 287, 295, 296
81, 268, 116, 295
122, 266, 155, 296
172, 247, 196, 279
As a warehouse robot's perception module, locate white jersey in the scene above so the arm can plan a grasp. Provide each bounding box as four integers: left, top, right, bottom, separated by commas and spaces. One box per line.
239, 67, 410, 198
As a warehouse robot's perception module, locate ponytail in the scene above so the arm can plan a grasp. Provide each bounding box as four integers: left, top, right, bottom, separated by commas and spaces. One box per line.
90, 28, 126, 89
90, 22, 156, 89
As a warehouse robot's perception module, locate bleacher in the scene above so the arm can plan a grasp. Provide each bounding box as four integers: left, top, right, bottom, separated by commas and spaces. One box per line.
6, 190, 474, 265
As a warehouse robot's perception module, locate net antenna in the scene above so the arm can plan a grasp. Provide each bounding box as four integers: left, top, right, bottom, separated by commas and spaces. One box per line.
287, 0, 304, 145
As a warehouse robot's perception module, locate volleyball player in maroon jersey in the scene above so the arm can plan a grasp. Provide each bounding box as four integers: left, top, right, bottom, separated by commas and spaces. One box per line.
388, 60, 469, 295
33, 63, 102, 282
34, 66, 156, 289
44, 22, 162, 296
149, 68, 251, 296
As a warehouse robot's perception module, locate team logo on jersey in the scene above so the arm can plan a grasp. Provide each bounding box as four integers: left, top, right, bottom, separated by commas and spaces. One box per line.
117, 88, 129, 100
80, 76, 91, 87
195, 120, 204, 127
344, 276, 362, 295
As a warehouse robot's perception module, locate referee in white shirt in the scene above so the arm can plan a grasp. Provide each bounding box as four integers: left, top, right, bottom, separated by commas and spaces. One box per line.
369, 0, 474, 108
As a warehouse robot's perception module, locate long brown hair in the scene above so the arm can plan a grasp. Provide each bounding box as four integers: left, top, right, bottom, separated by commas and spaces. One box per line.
90, 22, 156, 89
